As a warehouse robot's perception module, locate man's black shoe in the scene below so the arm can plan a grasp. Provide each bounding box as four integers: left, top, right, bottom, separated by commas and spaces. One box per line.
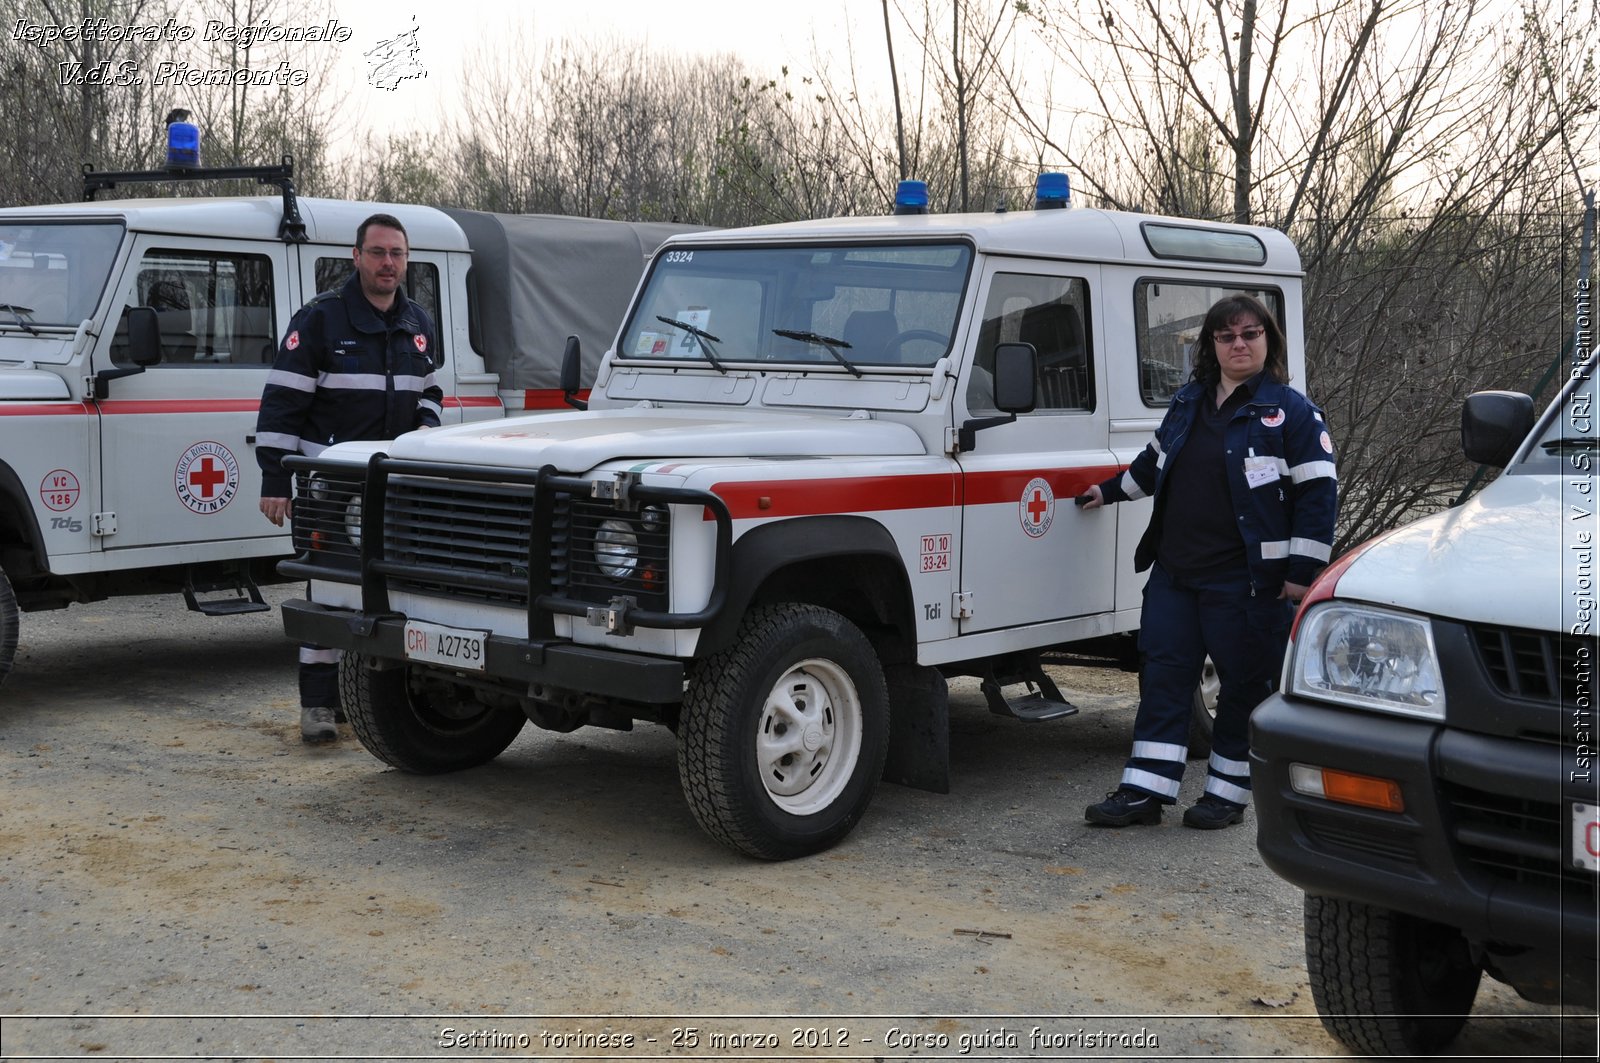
1182, 794, 1246, 830
1084, 787, 1163, 827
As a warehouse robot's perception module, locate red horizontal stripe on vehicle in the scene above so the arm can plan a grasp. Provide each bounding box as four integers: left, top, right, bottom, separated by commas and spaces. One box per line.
524, 388, 588, 409
96, 399, 261, 414
711, 474, 959, 520
444, 395, 504, 409
0, 402, 93, 416
960, 464, 1125, 505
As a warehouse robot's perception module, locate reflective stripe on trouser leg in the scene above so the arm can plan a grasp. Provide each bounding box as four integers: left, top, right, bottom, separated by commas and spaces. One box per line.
1122, 564, 1205, 803
1204, 752, 1253, 805
1193, 578, 1292, 808
298, 645, 340, 709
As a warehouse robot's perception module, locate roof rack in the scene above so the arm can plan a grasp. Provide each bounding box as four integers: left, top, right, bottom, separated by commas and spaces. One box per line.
80, 154, 307, 243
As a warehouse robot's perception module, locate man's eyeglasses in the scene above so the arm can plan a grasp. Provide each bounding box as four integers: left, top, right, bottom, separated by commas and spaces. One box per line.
1213, 326, 1265, 345
361, 247, 409, 260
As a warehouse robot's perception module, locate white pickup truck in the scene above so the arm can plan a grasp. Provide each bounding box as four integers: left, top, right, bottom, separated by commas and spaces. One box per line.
280, 177, 1313, 859
0, 161, 696, 683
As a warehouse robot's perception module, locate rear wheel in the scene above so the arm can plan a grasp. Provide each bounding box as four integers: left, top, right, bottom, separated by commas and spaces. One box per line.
1304, 894, 1481, 1055
1186, 657, 1219, 759
678, 604, 889, 860
339, 654, 526, 773
0, 569, 17, 686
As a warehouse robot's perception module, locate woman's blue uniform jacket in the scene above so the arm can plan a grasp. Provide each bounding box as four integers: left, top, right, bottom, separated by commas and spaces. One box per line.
255, 275, 443, 498
1097, 374, 1338, 593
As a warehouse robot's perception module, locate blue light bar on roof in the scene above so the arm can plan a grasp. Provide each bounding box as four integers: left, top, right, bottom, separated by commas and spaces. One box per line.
893, 180, 929, 215
165, 110, 199, 171
1035, 172, 1070, 210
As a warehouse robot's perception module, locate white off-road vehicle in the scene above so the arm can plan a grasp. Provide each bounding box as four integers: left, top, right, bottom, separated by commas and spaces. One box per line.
0, 158, 695, 683
281, 177, 1311, 859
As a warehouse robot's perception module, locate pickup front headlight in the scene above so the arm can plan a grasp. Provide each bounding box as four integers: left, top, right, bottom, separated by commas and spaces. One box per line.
1288, 603, 1445, 720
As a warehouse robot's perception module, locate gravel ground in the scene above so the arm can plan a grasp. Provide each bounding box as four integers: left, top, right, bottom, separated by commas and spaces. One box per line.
0, 589, 1592, 1061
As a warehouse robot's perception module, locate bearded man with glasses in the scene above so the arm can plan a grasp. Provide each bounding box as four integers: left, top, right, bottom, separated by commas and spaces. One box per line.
1077, 292, 1338, 830
255, 212, 443, 743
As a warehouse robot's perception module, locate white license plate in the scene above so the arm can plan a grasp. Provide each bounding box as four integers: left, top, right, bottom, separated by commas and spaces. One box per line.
403, 619, 488, 671
1573, 802, 1600, 874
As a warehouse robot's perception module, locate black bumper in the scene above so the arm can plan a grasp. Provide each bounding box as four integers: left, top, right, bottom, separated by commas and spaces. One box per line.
281, 598, 686, 705
1251, 692, 1597, 962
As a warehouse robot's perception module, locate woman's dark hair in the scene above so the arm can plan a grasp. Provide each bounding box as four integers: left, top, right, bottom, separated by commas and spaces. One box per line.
1191, 292, 1290, 386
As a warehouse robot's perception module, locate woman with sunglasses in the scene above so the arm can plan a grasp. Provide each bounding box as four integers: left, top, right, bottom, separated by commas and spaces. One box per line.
1077, 292, 1338, 830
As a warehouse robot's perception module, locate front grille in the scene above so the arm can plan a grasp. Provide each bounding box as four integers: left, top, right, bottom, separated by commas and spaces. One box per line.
1443, 781, 1598, 905
290, 472, 363, 564
1472, 626, 1596, 705
384, 477, 536, 605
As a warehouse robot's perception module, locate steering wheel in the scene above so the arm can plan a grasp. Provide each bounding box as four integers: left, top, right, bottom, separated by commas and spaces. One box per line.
883, 329, 949, 361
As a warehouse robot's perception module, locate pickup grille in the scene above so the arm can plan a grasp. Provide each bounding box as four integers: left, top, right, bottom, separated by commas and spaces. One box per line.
1471, 626, 1595, 704
1443, 781, 1597, 905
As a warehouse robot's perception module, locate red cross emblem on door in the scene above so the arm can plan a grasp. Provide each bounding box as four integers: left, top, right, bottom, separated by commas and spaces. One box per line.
175, 441, 241, 515
1019, 476, 1055, 538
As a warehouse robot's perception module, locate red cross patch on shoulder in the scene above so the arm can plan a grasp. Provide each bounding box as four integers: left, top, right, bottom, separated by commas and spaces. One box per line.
414, 334, 427, 353
285, 330, 300, 351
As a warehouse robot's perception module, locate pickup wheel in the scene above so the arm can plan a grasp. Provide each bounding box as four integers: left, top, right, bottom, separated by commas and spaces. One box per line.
339, 654, 526, 774
678, 604, 889, 860
0, 569, 17, 686
1304, 894, 1481, 1055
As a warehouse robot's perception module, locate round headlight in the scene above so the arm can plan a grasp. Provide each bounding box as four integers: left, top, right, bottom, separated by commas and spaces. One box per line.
595, 519, 639, 579
343, 496, 363, 546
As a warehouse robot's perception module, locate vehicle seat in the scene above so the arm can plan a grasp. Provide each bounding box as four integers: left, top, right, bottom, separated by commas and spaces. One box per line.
842, 309, 900, 363
1017, 303, 1087, 409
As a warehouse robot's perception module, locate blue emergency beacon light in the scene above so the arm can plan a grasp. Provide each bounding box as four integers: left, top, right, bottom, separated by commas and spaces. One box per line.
165, 109, 200, 171
893, 179, 929, 215
1035, 172, 1070, 209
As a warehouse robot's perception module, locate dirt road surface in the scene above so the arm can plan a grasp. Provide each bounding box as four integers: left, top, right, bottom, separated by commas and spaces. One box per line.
1, 590, 1591, 1061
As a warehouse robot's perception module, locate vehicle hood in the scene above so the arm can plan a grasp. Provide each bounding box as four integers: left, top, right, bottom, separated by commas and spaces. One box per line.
1333, 472, 1575, 633
0, 367, 71, 400
383, 408, 928, 469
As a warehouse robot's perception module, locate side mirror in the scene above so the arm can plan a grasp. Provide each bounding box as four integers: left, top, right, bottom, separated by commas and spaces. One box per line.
94, 306, 160, 398
559, 334, 586, 411
1462, 390, 1535, 467
992, 342, 1037, 413
124, 306, 163, 367
958, 342, 1037, 452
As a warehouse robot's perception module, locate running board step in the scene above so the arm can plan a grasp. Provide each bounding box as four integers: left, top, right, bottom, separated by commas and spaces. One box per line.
182, 571, 270, 616
980, 659, 1078, 722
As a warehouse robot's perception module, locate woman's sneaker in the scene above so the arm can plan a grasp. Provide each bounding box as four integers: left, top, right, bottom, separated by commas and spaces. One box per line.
1084, 787, 1163, 827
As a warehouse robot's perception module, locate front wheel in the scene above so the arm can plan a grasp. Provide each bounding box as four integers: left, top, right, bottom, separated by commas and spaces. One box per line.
339, 654, 526, 774
0, 569, 17, 686
1304, 894, 1481, 1055
1186, 656, 1219, 759
678, 604, 889, 860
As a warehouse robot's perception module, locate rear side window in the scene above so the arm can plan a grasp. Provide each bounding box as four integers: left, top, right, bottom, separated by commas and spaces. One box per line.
968, 272, 1094, 413
1135, 280, 1284, 405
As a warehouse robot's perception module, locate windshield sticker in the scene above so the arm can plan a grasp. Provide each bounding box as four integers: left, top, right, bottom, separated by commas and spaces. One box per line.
674, 307, 710, 352
1020, 477, 1055, 538
633, 331, 669, 356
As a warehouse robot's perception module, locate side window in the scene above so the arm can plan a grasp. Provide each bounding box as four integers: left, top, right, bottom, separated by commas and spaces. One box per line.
315, 256, 441, 323
128, 250, 276, 367
1136, 280, 1283, 405
967, 273, 1093, 413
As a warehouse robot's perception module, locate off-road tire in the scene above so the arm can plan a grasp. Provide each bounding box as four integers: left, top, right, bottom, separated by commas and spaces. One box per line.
1304, 894, 1481, 1055
678, 603, 889, 860
339, 653, 526, 774
1186, 657, 1218, 759
0, 569, 17, 687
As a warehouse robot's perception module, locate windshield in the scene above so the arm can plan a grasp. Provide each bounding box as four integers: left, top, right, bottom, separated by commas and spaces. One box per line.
619, 243, 972, 369
0, 221, 124, 329
1516, 356, 1596, 474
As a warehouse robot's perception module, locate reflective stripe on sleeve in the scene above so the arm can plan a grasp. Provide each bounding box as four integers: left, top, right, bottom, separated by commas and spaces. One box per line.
1290, 537, 1334, 561
255, 431, 301, 451
418, 398, 443, 419
1290, 460, 1337, 484
266, 369, 317, 393
1120, 470, 1147, 501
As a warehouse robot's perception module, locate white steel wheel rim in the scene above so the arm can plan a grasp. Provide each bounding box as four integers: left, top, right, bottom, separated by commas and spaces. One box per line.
1197, 657, 1220, 716
756, 657, 863, 814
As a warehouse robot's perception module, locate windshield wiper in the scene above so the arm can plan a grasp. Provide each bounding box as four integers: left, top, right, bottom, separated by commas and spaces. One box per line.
0, 303, 40, 336
655, 315, 727, 374
1540, 437, 1598, 453
772, 328, 863, 377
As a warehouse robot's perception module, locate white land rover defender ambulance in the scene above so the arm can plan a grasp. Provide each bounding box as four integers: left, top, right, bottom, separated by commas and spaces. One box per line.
0, 158, 696, 684
280, 176, 1310, 859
